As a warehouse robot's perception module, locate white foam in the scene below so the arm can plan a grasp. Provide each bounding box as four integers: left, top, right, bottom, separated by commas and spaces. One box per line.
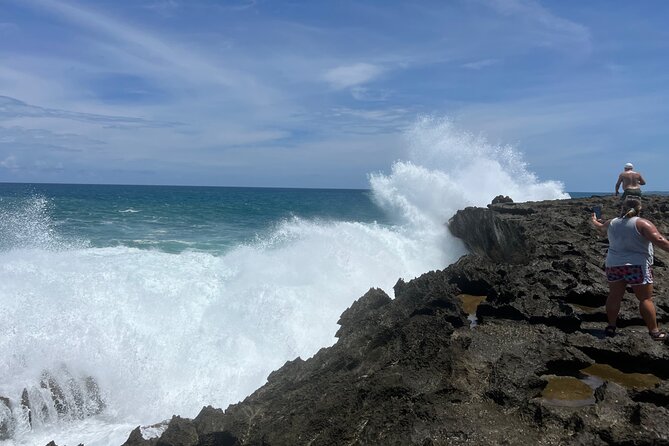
0, 218, 448, 444
370, 116, 568, 229
0, 117, 568, 445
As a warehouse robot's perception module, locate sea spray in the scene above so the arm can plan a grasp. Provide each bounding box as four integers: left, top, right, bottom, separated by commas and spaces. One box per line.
368, 117, 568, 280
370, 116, 569, 228
0, 221, 450, 445
0, 118, 569, 445
0, 196, 86, 252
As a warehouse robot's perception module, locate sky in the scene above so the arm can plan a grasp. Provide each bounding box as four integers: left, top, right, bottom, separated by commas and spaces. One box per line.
0, 0, 668, 191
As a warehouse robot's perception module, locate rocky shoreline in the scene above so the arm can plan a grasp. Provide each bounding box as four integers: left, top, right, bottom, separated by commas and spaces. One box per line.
63, 196, 669, 445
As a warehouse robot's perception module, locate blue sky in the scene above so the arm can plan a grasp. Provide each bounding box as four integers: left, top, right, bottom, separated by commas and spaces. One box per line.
0, 0, 668, 190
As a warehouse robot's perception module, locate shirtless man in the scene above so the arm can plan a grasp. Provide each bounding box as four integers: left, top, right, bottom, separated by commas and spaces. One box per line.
615, 162, 646, 200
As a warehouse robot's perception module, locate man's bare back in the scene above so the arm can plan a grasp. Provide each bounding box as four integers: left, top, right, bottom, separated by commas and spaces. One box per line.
615, 163, 645, 197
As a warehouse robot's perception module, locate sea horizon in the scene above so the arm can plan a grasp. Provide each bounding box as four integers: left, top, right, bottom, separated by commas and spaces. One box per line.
5, 180, 668, 197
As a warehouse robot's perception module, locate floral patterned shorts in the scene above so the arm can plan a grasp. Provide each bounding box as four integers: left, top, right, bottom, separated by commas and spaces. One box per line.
605, 264, 653, 285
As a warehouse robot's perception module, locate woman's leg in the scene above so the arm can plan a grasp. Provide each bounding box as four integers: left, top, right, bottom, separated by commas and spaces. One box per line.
632, 284, 658, 332
606, 280, 627, 327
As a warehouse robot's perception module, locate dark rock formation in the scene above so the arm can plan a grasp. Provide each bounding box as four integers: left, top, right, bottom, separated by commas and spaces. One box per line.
4, 369, 104, 444
0, 396, 11, 440
491, 195, 513, 205
123, 195, 669, 446
43, 442, 83, 446
21, 388, 30, 426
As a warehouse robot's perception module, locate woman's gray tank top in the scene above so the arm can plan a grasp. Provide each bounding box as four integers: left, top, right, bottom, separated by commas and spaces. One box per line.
606, 216, 653, 267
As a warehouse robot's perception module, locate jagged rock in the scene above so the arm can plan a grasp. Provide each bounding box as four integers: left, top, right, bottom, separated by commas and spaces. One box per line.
632, 381, 669, 406
83, 376, 105, 415
491, 195, 513, 204
42, 443, 83, 446
40, 369, 104, 421
43, 442, 82, 446
121, 426, 157, 446
126, 196, 669, 446
0, 396, 12, 440
566, 331, 669, 379
41, 371, 68, 415
449, 197, 669, 329
155, 416, 198, 446
21, 388, 31, 426
336, 287, 392, 341
449, 207, 535, 263
37, 368, 104, 419
192, 406, 238, 445
1, 371, 106, 442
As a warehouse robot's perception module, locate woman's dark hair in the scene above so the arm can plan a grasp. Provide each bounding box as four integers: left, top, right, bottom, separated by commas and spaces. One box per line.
621, 197, 642, 218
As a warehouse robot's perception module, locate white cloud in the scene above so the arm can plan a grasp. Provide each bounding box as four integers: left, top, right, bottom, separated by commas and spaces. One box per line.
331, 107, 408, 123
323, 63, 384, 89
461, 58, 499, 70
21, 0, 272, 98
481, 0, 591, 51
0, 96, 175, 127
0, 155, 19, 169
350, 86, 390, 101
0, 124, 100, 147
224, 0, 257, 12
141, 0, 180, 16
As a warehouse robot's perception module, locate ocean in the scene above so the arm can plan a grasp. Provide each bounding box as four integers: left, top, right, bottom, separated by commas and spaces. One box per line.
0, 118, 573, 445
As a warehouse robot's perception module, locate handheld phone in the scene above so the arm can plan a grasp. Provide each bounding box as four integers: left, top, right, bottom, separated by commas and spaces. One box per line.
593, 205, 602, 220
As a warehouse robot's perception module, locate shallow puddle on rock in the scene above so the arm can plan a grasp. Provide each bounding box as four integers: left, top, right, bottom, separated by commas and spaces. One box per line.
540, 376, 595, 407
570, 303, 600, 313
457, 294, 486, 314
456, 294, 486, 328
581, 363, 661, 390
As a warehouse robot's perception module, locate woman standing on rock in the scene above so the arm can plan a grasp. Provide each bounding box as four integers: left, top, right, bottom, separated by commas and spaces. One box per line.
592, 197, 669, 341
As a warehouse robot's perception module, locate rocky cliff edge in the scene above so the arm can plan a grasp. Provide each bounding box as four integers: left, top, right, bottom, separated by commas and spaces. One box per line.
120, 196, 669, 446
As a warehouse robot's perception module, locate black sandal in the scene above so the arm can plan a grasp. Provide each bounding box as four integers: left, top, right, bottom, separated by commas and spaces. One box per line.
604, 325, 617, 337
649, 330, 668, 341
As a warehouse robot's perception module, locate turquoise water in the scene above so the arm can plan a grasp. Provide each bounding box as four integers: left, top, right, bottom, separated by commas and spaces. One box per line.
0, 183, 390, 253
2, 183, 644, 259
4, 184, 663, 256
1, 184, 642, 253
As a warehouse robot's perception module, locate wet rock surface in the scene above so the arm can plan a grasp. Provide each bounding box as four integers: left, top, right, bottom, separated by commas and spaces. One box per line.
122, 195, 669, 446
4, 367, 104, 445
